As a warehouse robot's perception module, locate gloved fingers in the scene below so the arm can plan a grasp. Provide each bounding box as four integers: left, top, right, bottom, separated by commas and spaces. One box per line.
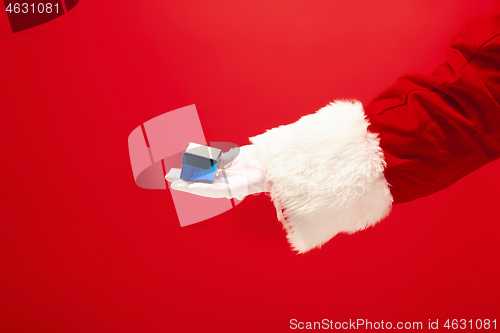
165, 168, 181, 182
169, 179, 190, 191
188, 182, 232, 198
171, 180, 232, 199
218, 147, 241, 169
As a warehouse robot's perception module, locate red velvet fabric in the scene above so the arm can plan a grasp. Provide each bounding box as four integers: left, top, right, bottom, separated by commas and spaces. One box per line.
366, 2, 500, 204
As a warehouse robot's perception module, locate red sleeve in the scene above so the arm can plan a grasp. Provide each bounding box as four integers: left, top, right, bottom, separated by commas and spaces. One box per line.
248, 3, 500, 252
365, 3, 500, 204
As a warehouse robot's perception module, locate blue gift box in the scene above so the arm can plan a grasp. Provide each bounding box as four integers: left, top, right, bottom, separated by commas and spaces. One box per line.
180, 143, 223, 183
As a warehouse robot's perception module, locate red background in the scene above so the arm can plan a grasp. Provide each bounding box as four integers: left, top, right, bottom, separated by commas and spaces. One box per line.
1, 0, 499, 331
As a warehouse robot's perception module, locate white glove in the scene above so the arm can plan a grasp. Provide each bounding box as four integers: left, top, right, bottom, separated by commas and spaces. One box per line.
165, 145, 271, 200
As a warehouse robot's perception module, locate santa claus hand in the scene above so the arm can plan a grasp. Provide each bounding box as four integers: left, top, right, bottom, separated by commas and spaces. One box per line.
165, 145, 270, 200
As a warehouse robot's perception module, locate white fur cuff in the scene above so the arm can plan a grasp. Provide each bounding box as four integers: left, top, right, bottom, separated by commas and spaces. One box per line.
250, 100, 393, 253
